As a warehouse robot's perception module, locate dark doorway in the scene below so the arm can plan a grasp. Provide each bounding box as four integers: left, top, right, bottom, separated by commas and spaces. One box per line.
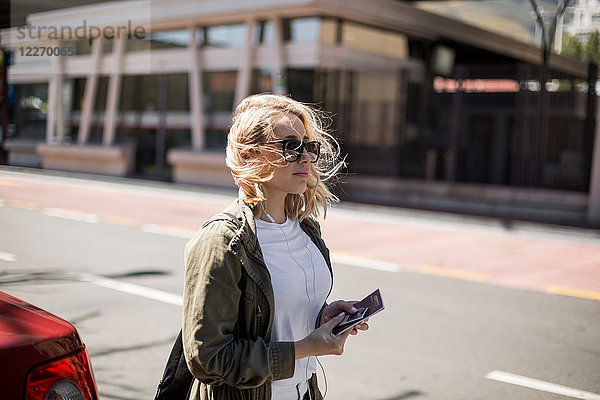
460, 115, 494, 183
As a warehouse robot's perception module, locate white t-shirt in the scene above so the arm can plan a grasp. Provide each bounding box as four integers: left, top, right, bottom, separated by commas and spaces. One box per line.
254, 216, 332, 400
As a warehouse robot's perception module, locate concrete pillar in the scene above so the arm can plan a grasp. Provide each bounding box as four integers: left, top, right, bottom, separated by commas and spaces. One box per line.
54, 53, 65, 143
234, 19, 255, 107
588, 101, 600, 225
103, 35, 125, 146
46, 45, 65, 143
554, 13, 564, 54
78, 36, 104, 144
271, 17, 287, 95
188, 26, 205, 151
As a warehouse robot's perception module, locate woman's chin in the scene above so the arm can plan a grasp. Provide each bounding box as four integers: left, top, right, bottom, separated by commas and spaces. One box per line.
288, 184, 308, 195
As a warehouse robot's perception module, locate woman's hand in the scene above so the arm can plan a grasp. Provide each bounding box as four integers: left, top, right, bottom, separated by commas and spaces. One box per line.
295, 313, 352, 359
320, 300, 369, 335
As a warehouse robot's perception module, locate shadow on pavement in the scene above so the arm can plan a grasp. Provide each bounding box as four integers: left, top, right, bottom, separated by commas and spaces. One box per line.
90, 336, 175, 358
105, 270, 170, 279
377, 390, 424, 400
0, 268, 171, 286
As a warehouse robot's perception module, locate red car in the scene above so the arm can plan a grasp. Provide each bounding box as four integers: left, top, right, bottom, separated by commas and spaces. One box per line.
0, 290, 98, 400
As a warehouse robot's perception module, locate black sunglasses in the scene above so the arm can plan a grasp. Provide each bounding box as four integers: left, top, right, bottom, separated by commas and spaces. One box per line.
263, 140, 321, 163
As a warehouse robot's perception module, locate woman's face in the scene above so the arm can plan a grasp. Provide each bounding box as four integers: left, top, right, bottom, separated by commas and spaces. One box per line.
261, 113, 312, 198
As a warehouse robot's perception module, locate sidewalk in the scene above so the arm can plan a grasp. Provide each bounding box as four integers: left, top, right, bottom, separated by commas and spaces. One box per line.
1, 166, 599, 301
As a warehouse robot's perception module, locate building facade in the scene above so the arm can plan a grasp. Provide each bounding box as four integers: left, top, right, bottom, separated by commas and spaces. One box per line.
1, 0, 599, 226
564, 0, 600, 41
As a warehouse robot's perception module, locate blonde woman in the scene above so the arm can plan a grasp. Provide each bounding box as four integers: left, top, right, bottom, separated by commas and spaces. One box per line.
182, 94, 368, 400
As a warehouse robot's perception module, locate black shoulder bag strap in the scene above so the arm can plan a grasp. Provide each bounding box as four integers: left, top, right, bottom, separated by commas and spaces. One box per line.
154, 212, 242, 400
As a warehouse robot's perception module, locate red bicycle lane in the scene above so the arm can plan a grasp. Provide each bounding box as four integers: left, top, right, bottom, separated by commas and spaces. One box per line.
1, 170, 599, 301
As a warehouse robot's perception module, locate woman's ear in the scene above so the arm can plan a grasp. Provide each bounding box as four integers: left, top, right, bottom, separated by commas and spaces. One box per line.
243, 148, 257, 163
246, 147, 260, 157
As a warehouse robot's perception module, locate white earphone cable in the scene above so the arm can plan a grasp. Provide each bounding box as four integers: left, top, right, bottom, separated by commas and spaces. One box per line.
260, 202, 328, 400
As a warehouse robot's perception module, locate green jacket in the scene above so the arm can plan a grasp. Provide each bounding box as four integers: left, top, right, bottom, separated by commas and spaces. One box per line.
183, 198, 333, 400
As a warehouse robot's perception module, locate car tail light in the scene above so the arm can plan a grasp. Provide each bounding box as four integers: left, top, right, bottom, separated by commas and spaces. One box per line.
26, 347, 98, 400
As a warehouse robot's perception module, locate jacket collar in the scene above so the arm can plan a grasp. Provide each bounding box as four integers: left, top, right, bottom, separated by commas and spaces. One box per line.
217, 198, 262, 260
221, 197, 331, 271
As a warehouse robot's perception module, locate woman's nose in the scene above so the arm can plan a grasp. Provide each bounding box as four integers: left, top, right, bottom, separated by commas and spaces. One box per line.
297, 147, 311, 163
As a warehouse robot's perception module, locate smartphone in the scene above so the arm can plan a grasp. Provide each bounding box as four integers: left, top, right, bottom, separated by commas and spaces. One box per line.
342, 307, 369, 325
333, 307, 369, 336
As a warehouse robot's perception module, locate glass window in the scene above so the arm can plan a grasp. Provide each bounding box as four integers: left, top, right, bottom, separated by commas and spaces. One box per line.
65, 76, 109, 143
63, 39, 110, 56
94, 77, 109, 111
69, 78, 85, 143
203, 71, 236, 150
203, 71, 236, 112
140, 75, 160, 110
341, 22, 408, 59
114, 74, 192, 162
13, 83, 48, 140
254, 20, 274, 45
86, 127, 104, 144
196, 27, 206, 46
126, 35, 149, 52
251, 68, 273, 94
120, 74, 188, 111
102, 38, 113, 54
287, 69, 315, 103
283, 17, 339, 44
321, 70, 382, 172
285, 17, 320, 42
406, 83, 421, 125
205, 24, 246, 47
63, 40, 92, 56
120, 75, 159, 111
126, 29, 190, 51
120, 75, 139, 110
166, 129, 192, 150
350, 71, 398, 146
149, 29, 190, 49
71, 78, 86, 111
312, 69, 402, 175
167, 74, 190, 111
75, 40, 92, 55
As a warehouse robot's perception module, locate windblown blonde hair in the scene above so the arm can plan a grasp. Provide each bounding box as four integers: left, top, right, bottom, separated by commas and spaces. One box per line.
226, 94, 345, 221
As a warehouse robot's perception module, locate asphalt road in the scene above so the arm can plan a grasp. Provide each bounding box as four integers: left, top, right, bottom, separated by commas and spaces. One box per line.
1, 170, 599, 400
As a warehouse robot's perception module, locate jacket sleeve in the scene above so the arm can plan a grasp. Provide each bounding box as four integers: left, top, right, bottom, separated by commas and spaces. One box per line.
182, 222, 295, 388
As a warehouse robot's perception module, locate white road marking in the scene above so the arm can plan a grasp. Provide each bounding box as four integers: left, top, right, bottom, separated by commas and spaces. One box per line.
0, 251, 16, 262
80, 253, 400, 308
80, 274, 183, 306
486, 370, 600, 400
331, 253, 401, 272
141, 224, 196, 239
42, 208, 99, 223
